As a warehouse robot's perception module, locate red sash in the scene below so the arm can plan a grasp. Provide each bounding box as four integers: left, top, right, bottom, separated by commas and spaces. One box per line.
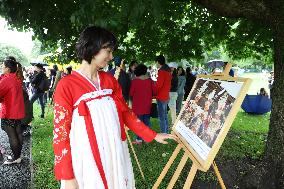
75, 94, 129, 189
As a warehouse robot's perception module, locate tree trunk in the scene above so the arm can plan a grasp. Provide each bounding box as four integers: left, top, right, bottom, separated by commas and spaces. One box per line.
261, 17, 284, 188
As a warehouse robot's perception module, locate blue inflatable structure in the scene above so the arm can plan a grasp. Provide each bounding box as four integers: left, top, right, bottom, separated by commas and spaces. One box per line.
241, 95, 272, 114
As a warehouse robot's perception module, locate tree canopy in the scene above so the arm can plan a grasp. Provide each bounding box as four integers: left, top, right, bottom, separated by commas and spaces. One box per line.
0, 0, 273, 64
0, 43, 29, 66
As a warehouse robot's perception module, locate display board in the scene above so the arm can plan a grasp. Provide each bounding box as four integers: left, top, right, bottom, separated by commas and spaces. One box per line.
173, 75, 251, 170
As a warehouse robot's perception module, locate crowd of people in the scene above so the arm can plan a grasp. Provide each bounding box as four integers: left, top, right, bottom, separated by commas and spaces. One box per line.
104, 54, 198, 145
0, 56, 74, 164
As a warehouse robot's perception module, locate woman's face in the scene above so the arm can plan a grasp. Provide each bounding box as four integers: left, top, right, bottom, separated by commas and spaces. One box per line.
178, 68, 182, 75
91, 47, 113, 69
131, 63, 137, 71
204, 100, 210, 111
1, 64, 10, 74
156, 62, 162, 69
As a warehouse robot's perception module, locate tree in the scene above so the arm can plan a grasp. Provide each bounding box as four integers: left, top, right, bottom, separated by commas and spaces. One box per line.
0, 43, 29, 66
30, 39, 42, 59
0, 1, 237, 61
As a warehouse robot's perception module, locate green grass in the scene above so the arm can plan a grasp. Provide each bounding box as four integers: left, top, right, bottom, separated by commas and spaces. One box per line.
32, 105, 270, 188
219, 110, 269, 160
32, 104, 60, 189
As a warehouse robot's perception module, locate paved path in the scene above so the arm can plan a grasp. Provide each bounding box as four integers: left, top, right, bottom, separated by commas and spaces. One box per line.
0, 124, 31, 189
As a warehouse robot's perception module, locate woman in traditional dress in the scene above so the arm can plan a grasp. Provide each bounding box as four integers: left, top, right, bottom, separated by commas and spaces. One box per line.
53, 26, 175, 189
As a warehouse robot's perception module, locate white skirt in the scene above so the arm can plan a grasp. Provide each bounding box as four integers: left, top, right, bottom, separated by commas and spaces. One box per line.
69, 96, 135, 189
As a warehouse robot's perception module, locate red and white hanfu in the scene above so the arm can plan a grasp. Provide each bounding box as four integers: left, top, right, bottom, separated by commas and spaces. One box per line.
53, 70, 157, 189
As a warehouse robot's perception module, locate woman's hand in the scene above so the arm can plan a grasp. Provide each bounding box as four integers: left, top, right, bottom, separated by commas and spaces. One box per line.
154, 133, 177, 144
61, 179, 79, 189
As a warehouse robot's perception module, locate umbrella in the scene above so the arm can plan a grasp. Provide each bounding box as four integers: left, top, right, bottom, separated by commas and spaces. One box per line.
207, 59, 224, 68
241, 95, 272, 114
30, 60, 48, 66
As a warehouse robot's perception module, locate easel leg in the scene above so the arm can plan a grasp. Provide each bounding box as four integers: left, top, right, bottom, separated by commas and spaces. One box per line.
167, 153, 188, 189
125, 128, 145, 181
152, 145, 182, 189
183, 164, 198, 189
212, 161, 226, 189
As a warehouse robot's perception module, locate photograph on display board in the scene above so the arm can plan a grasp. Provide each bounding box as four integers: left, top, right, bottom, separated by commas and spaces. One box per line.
174, 77, 244, 161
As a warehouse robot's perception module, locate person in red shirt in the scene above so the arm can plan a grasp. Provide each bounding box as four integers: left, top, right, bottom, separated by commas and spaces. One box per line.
130, 64, 155, 144
0, 57, 25, 165
155, 55, 172, 133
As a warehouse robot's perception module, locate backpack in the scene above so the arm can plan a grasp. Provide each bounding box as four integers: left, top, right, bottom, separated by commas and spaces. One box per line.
38, 75, 50, 91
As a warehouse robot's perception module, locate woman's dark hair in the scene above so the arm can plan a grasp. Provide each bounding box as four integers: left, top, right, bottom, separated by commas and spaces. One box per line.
134, 64, 148, 77
129, 60, 137, 68
4, 57, 24, 80
186, 67, 192, 76
177, 66, 185, 76
128, 60, 137, 72
155, 55, 165, 65
76, 26, 117, 64
259, 87, 268, 96
66, 66, 72, 75
35, 63, 44, 70
6, 56, 16, 61
53, 64, 58, 71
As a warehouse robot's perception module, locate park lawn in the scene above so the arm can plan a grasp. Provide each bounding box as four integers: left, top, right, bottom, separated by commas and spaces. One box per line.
32, 105, 60, 188
32, 102, 269, 188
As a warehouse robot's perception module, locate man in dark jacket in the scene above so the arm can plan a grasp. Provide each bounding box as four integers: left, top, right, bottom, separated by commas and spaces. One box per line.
184, 67, 196, 100
155, 55, 172, 133
29, 63, 46, 118
108, 56, 131, 103
168, 62, 178, 126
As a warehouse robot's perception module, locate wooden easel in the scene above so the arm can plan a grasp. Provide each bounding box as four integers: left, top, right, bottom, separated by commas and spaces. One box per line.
153, 63, 251, 189
152, 142, 226, 189
212, 62, 232, 77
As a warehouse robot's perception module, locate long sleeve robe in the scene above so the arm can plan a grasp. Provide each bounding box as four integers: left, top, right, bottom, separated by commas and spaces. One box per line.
53, 70, 157, 189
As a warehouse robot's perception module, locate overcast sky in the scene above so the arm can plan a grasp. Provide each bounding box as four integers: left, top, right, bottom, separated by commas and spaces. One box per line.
0, 17, 34, 56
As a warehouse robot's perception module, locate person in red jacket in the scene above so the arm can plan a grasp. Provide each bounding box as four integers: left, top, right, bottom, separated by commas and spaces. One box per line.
130, 64, 156, 144
155, 55, 172, 133
0, 57, 25, 165
53, 26, 175, 189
